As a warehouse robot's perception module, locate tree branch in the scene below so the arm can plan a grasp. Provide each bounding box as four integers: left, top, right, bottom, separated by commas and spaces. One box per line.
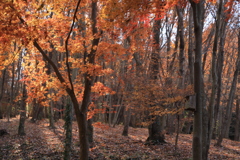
65, 0, 82, 92
33, 40, 66, 84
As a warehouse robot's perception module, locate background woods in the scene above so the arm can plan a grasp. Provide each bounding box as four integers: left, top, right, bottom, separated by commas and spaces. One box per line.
0, 0, 239, 160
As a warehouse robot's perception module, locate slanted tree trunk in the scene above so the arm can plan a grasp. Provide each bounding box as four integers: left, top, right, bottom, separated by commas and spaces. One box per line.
18, 83, 27, 136
189, 0, 205, 159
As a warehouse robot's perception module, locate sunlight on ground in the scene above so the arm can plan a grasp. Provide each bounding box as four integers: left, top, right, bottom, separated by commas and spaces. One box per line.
39, 119, 64, 152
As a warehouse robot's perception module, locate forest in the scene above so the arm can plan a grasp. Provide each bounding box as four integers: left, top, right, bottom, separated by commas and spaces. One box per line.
0, 0, 239, 160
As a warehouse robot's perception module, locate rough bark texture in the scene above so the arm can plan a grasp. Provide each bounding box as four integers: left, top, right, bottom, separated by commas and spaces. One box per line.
189, 0, 205, 159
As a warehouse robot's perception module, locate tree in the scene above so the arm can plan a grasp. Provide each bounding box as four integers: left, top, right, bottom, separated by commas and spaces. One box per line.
18, 82, 27, 136
189, 0, 205, 159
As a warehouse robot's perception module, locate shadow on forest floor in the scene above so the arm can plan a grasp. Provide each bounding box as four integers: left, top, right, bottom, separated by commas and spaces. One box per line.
0, 117, 240, 160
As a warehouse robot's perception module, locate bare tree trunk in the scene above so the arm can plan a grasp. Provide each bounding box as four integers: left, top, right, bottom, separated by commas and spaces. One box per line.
49, 97, 55, 128
64, 98, 72, 160
213, 24, 226, 140
216, 31, 240, 146
175, 5, 185, 150
189, 0, 205, 159
7, 62, 15, 122
204, 1, 224, 158
18, 83, 27, 136
188, 8, 194, 85
113, 95, 124, 127
176, 5, 185, 88
122, 106, 131, 136
235, 98, 240, 141
0, 69, 6, 119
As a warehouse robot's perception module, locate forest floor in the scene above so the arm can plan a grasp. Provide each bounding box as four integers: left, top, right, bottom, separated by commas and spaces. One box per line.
0, 117, 240, 160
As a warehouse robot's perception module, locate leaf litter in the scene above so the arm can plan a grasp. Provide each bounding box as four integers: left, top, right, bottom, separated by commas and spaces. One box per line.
0, 117, 239, 160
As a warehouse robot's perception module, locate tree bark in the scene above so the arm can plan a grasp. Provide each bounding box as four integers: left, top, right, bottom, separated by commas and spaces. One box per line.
204, 1, 223, 158
18, 83, 27, 136
216, 29, 240, 146
188, 7, 194, 85
146, 19, 166, 144
122, 107, 131, 136
213, 20, 226, 140
234, 98, 240, 141
64, 98, 72, 160
0, 69, 6, 119
217, 31, 240, 146
7, 62, 15, 122
189, 0, 205, 159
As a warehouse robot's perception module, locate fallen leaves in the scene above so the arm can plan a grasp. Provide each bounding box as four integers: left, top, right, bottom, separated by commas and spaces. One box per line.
0, 117, 240, 159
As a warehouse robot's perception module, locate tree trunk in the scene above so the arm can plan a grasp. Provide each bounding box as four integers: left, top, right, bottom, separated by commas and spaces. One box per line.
45, 47, 55, 129
122, 107, 131, 136
146, 19, 166, 144
49, 97, 55, 128
7, 62, 15, 122
18, 83, 27, 136
204, 1, 224, 158
87, 118, 94, 146
0, 69, 6, 119
175, 4, 185, 150
188, 7, 194, 85
176, 5, 185, 88
147, 116, 166, 144
64, 98, 72, 160
31, 101, 43, 122
189, 0, 205, 159
234, 98, 240, 141
212, 22, 226, 140
216, 32, 240, 146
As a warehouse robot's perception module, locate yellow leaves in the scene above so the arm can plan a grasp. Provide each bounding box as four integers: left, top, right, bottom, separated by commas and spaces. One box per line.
207, 0, 217, 4
92, 82, 114, 95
